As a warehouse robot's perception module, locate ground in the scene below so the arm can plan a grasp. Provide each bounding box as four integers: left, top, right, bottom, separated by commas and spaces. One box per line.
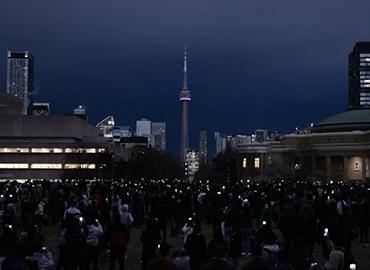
44, 225, 369, 270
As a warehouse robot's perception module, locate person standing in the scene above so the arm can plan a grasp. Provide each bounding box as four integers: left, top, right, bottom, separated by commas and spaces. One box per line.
109, 210, 129, 270
86, 218, 104, 270
141, 218, 162, 270
184, 224, 207, 270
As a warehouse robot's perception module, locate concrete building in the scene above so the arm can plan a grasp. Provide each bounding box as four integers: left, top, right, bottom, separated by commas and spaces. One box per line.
6, 51, 34, 114
237, 141, 272, 179
0, 115, 108, 180
270, 110, 370, 181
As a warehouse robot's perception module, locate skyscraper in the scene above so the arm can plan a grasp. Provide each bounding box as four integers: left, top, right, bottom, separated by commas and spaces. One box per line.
349, 42, 370, 110
6, 51, 34, 114
180, 47, 191, 162
151, 122, 166, 151
199, 131, 207, 166
136, 118, 151, 137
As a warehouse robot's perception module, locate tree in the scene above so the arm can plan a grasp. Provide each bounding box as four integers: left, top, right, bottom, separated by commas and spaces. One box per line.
128, 148, 184, 180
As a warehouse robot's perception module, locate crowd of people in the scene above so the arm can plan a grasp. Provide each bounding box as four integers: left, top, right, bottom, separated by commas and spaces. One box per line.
0, 177, 368, 270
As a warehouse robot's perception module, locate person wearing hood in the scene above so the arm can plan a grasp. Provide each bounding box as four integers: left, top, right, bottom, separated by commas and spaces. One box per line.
119, 204, 134, 227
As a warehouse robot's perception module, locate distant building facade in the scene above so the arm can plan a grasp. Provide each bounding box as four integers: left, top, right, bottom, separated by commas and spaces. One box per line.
269, 109, 370, 181
185, 149, 199, 178
136, 118, 151, 138
199, 131, 207, 166
73, 105, 88, 120
151, 122, 166, 151
113, 136, 148, 161
112, 126, 132, 143
0, 92, 23, 115
32, 103, 50, 116
349, 42, 370, 110
6, 51, 34, 114
0, 115, 108, 180
96, 116, 115, 139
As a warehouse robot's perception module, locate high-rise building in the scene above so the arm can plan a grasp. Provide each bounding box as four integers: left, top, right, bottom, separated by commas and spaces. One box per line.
185, 149, 199, 178
199, 131, 207, 166
136, 118, 151, 137
349, 42, 370, 110
6, 51, 34, 114
214, 132, 226, 156
151, 122, 166, 151
180, 47, 191, 162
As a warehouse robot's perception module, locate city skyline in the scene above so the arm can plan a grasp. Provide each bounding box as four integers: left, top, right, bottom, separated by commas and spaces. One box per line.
1, 0, 370, 154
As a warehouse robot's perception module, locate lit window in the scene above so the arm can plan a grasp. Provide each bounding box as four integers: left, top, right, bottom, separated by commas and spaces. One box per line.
98, 148, 106, 153
64, 164, 96, 169
31, 148, 52, 153
0, 163, 29, 169
243, 158, 247, 168
254, 158, 260, 168
65, 148, 96, 153
0, 148, 29, 153
30, 164, 63, 169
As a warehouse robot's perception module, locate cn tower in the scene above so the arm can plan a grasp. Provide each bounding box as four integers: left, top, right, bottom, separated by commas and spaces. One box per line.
179, 47, 191, 162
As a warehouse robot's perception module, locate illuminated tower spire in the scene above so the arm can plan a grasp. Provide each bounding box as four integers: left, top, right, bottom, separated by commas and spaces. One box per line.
180, 46, 191, 162
183, 46, 188, 89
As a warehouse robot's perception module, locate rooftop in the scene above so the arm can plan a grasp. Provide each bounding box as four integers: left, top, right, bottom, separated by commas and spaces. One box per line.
313, 109, 370, 133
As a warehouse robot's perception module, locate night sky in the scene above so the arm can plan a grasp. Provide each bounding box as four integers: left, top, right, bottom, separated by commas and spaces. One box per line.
1, 0, 370, 154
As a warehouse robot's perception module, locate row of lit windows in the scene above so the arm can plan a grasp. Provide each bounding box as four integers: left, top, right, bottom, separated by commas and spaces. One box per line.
360, 76, 370, 79
360, 54, 370, 57
360, 84, 370, 88
0, 148, 106, 153
360, 79, 370, 83
360, 57, 370, 62
360, 101, 370, 105
360, 71, 370, 75
360, 97, 370, 101
360, 92, 370, 97
242, 158, 260, 169
0, 163, 96, 169
360, 63, 370, 66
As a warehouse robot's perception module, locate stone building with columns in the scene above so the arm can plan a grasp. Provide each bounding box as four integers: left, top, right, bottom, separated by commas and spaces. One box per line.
269, 110, 370, 181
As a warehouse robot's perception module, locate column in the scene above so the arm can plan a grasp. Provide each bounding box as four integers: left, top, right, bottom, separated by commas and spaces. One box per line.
326, 156, 332, 181
312, 156, 316, 177
362, 154, 367, 181
343, 156, 348, 181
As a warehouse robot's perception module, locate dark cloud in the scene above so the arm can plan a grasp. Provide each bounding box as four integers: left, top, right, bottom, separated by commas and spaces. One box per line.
0, 0, 370, 154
